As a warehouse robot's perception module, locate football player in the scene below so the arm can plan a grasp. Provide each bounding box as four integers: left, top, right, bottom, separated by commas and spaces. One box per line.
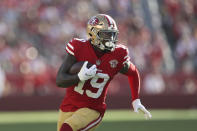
56, 14, 152, 131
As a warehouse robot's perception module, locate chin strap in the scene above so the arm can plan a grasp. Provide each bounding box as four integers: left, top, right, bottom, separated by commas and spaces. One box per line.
125, 62, 140, 101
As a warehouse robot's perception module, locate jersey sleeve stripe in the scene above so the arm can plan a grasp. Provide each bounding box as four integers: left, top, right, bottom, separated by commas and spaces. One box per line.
123, 57, 130, 65
66, 46, 74, 55
123, 60, 128, 65
67, 43, 74, 50
124, 55, 130, 59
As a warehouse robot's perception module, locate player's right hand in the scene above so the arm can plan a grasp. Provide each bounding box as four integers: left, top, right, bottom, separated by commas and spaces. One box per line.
78, 61, 97, 81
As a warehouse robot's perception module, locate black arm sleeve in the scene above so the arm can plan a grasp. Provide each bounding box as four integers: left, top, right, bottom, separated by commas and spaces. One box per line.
119, 62, 130, 74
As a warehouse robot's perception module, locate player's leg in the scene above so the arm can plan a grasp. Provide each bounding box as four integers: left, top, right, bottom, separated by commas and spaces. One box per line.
64, 108, 102, 131
57, 109, 74, 131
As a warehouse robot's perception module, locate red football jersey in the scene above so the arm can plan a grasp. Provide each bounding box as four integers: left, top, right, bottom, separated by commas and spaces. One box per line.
60, 38, 130, 115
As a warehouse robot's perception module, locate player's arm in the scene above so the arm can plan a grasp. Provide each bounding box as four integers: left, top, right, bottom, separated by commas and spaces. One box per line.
56, 53, 80, 88
56, 53, 97, 88
119, 62, 139, 100
120, 62, 152, 119
120, 61, 140, 101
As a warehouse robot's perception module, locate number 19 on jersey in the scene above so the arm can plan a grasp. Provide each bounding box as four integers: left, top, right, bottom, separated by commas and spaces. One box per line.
74, 73, 110, 98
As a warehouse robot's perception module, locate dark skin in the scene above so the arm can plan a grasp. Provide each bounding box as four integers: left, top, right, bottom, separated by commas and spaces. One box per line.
56, 43, 129, 88
56, 53, 79, 87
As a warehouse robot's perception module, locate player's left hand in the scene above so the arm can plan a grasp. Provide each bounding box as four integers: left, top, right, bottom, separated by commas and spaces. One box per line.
132, 99, 152, 119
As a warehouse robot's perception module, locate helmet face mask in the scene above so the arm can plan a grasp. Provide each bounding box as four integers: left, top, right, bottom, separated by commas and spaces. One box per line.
98, 31, 118, 42
87, 14, 119, 52
97, 30, 118, 52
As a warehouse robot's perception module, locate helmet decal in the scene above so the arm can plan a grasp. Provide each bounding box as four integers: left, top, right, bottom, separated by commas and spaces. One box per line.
89, 17, 99, 26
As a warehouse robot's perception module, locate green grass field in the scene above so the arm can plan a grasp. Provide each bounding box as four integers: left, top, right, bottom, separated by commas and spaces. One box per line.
0, 109, 197, 131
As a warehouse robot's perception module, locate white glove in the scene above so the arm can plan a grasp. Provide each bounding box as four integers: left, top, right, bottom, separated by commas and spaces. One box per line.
132, 99, 152, 119
78, 61, 97, 81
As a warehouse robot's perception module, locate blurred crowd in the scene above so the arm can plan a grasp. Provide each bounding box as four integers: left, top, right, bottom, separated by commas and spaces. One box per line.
0, 0, 197, 97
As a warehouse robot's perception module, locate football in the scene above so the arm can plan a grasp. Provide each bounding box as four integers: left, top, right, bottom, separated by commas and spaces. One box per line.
69, 61, 93, 74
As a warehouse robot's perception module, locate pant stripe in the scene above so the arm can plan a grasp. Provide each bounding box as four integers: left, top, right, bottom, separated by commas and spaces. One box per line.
80, 116, 102, 131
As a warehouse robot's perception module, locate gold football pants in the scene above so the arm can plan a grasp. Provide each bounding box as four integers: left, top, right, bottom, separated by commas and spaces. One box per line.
57, 108, 102, 131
